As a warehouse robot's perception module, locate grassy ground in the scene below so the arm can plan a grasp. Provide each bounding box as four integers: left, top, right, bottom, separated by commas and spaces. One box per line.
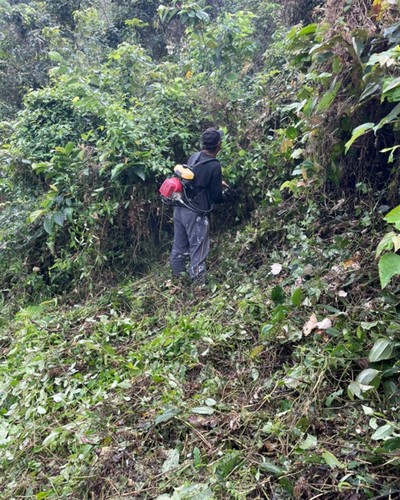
1, 199, 399, 499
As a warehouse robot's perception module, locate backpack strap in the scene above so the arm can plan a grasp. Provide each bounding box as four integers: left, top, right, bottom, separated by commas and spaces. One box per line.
182, 153, 219, 211
187, 152, 219, 170
187, 151, 202, 168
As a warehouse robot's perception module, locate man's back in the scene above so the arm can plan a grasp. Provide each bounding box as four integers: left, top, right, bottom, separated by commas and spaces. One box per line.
186, 151, 223, 213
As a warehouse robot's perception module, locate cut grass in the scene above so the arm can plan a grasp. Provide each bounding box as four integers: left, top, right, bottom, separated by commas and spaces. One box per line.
1, 203, 399, 499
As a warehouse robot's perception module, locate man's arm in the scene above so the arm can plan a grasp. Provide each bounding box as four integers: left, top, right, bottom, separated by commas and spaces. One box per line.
210, 163, 224, 204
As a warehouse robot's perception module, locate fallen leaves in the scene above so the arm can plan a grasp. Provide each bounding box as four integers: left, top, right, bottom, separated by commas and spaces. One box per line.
303, 314, 333, 336
271, 263, 283, 275
343, 259, 361, 270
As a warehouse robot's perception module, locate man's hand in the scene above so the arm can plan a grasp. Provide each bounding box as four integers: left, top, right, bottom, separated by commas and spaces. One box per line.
222, 186, 240, 202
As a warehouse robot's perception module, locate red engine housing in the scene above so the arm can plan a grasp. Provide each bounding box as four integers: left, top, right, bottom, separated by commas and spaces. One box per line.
159, 177, 183, 198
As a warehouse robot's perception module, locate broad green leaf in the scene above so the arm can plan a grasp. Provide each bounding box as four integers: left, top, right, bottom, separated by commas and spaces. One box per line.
281, 100, 307, 113
345, 123, 375, 153
356, 368, 381, 386
162, 449, 180, 473
48, 51, 63, 62
368, 338, 395, 362
193, 447, 202, 467
309, 35, 346, 56
284, 366, 305, 389
133, 166, 146, 181
374, 103, 400, 132
382, 76, 400, 96
15, 305, 45, 320
291, 148, 304, 159
393, 235, 400, 252
102, 343, 116, 356
316, 80, 341, 112
380, 437, 400, 452
348, 381, 361, 400
299, 434, 317, 450
379, 253, 400, 288
352, 36, 364, 59
192, 406, 215, 415
260, 324, 274, 337
360, 321, 380, 330
64, 142, 75, 155
325, 389, 343, 407
35, 492, 51, 499
376, 231, 396, 258
384, 23, 400, 44
259, 460, 284, 475
271, 305, 288, 323
322, 450, 345, 469
271, 285, 286, 304
32, 162, 51, 174
169, 483, 213, 500
43, 217, 54, 235
384, 205, 400, 226
371, 424, 394, 441
360, 82, 381, 102
286, 126, 298, 139
348, 379, 378, 399
303, 96, 317, 116
361, 405, 375, 416
291, 288, 303, 306
297, 24, 317, 36
387, 84, 400, 102
216, 451, 241, 479
309, 42, 324, 55
154, 407, 179, 425
79, 340, 99, 350
250, 345, 264, 358
183, 485, 213, 500
366, 48, 398, 68
42, 431, 59, 447
53, 211, 65, 227
111, 163, 126, 179
370, 417, 379, 431
27, 209, 45, 223
64, 207, 74, 221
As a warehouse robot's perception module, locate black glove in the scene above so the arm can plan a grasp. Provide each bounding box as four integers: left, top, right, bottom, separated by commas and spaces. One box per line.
222, 186, 240, 202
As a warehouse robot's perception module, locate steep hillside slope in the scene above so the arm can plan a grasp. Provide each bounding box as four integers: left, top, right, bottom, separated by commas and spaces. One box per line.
1, 199, 399, 499
1, 0, 400, 498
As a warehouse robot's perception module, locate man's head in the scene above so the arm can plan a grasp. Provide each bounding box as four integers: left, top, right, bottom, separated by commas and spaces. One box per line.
202, 127, 223, 153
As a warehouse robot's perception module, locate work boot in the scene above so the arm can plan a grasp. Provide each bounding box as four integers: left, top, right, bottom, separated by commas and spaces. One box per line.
165, 273, 190, 294
191, 277, 208, 297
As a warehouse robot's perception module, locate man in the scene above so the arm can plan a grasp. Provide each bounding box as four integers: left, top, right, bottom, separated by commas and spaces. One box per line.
170, 127, 225, 284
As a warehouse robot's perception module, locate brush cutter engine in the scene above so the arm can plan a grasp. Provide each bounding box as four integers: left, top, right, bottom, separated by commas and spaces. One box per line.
159, 164, 196, 205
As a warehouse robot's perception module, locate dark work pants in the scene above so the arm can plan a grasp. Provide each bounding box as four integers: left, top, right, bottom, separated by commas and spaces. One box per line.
170, 207, 210, 281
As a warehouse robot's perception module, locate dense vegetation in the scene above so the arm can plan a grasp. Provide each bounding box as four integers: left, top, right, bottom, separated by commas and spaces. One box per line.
0, 0, 400, 498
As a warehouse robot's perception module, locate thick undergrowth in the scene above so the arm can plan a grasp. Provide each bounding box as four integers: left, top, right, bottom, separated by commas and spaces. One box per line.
1, 1, 400, 498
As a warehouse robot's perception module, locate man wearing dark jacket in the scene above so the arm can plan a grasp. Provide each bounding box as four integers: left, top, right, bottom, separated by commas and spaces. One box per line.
170, 127, 225, 283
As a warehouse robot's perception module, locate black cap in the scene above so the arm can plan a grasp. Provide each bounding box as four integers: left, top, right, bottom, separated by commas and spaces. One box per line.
202, 127, 223, 149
